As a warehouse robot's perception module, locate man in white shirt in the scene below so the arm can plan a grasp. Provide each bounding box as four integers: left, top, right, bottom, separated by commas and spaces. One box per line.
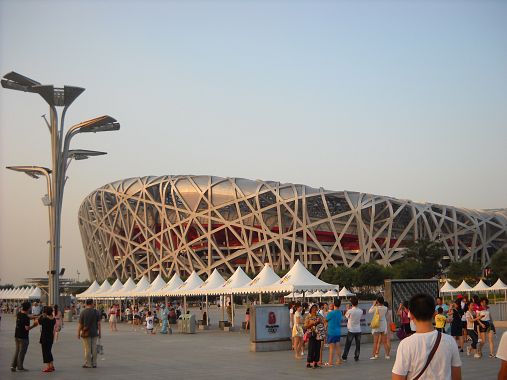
392, 293, 462, 380
342, 296, 363, 362
497, 331, 507, 379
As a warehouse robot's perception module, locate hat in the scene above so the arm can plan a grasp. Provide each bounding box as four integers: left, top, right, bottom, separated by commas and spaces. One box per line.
456, 294, 463, 299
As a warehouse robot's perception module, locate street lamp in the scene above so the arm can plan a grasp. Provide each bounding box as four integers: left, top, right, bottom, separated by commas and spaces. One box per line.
2, 71, 120, 305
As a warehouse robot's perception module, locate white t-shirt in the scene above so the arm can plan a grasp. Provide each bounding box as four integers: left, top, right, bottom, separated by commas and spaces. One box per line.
345, 307, 363, 333
497, 331, 507, 361
465, 311, 475, 330
478, 309, 490, 322
289, 308, 294, 327
392, 330, 462, 380
146, 316, 155, 330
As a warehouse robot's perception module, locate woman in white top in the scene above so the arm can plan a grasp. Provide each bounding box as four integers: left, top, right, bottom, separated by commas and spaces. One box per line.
479, 298, 495, 358
369, 296, 389, 360
292, 304, 304, 359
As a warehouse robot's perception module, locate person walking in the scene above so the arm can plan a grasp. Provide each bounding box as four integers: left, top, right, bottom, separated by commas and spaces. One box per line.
53, 305, 63, 342
11, 301, 38, 372
392, 293, 462, 380
325, 300, 343, 366
39, 306, 56, 372
109, 304, 118, 332
369, 296, 389, 360
465, 302, 481, 358
449, 301, 464, 352
292, 303, 304, 359
397, 301, 412, 338
77, 299, 101, 368
342, 296, 363, 362
304, 304, 326, 369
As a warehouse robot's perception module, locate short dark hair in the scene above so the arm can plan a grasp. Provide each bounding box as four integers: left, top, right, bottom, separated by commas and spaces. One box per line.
334, 299, 341, 308
377, 296, 384, 304
384, 301, 389, 308
350, 296, 358, 306
437, 307, 443, 314
409, 293, 435, 321
85, 299, 93, 305
21, 302, 31, 311
46, 306, 53, 315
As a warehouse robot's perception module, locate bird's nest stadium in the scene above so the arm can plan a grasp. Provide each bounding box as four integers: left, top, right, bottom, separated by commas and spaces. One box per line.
78, 175, 507, 282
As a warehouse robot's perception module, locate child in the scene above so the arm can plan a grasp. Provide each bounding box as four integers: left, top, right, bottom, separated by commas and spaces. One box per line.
146, 311, 156, 334
435, 307, 447, 333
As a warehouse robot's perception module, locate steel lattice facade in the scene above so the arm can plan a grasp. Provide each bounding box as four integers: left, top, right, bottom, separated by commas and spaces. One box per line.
78, 175, 507, 282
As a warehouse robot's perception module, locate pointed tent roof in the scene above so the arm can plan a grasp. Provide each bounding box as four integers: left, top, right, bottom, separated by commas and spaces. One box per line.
185, 269, 226, 296
140, 274, 167, 297
102, 279, 124, 297
207, 267, 252, 295
28, 287, 42, 300
454, 280, 472, 292
490, 278, 507, 291
128, 276, 151, 297
232, 264, 281, 294
284, 292, 304, 298
91, 280, 111, 299
76, 281, 100, 299
308, 290, 326, 297
440, 280, 456, 294
338, 287, 356, 297
110, 277, 137, 298
323, 288, 339, 297
167, 271, 203, 296
155, 273, 184, 296
471, 279, 491, 292
261, 260, 335, 293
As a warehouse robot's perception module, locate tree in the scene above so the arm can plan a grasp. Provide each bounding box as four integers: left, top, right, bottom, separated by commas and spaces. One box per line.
490, 249, 507, 283
391, 259, 426, 279
403, 240, 447, 278
355, 262, 387, 288
320, 266, 356, 288
447, 261, 482, 284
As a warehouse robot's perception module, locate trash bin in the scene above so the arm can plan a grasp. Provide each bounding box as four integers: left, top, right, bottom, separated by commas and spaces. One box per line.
64, 310, 73, 322
181, 314, 196, 334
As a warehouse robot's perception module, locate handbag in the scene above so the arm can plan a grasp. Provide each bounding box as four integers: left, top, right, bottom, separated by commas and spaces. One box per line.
96, 339, 104, 355
370, 307, 380, 329
413, 332, 442, 380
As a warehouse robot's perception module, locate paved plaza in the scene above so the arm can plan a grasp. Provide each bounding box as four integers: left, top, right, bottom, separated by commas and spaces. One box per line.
0, 311, 504, 379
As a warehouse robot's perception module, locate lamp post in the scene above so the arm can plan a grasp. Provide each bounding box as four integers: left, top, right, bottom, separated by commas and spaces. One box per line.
2, 71, 120, 305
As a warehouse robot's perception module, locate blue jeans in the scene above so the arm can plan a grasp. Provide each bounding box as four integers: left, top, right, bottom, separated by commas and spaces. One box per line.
342, 332, 361, 360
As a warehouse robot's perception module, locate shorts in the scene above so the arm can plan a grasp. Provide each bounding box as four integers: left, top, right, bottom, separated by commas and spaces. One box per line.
462, 321, 467, 330
109, 314, 117, 323
479, 321, 490, 333
327, 335, 341, 344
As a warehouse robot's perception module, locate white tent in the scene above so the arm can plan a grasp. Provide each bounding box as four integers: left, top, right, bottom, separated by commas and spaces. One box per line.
338, 287, 356, 297
260, 260, 335, 293
102, 279, 124, 298
308, 290, 326, 297
91, 280, 111, 299
129, 276, 151, 297
454, 280, 472, 293
140, 274, 167, 297
108, 278, 136, 298
471, 279, 490, 293
439, 280, 456, 294
490, 278, 507, 291
206, 267, 252, 296
284, 292, 303, 299
76, 280, 100, 299
168, 271, 204, 296
29, 287, 42, 300
155, 273, 184, 296
232, 264, 281, 294
323, 288, 339, 298
185, 269, 225, 296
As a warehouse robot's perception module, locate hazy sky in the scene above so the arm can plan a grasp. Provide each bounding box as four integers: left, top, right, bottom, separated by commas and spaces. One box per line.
1, 0, 506, 285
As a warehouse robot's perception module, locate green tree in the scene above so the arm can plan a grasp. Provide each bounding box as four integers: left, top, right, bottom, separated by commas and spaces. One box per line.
391, 259, 427, 279
332, 266, 356, 289
447, 261, 482, 284
491, 249, 507, 283
355, 262, 386, 288
403, 240, 447, 278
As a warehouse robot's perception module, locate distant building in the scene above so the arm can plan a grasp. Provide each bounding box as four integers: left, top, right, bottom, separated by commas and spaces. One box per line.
78, 175, 507, 281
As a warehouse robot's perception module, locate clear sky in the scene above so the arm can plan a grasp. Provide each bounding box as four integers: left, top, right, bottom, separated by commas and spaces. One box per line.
0, 0, 506, 285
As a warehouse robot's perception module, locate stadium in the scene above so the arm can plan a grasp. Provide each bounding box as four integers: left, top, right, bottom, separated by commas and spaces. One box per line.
78, 175, 507, 282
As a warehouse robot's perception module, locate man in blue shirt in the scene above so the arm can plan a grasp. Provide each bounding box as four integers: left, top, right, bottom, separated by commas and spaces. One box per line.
326, 300, 343, 366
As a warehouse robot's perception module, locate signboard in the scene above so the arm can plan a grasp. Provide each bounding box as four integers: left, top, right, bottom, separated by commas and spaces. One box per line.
251, 304, 291, 343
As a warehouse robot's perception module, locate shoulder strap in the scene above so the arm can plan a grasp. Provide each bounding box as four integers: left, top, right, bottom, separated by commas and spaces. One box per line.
413, 332, 442, 380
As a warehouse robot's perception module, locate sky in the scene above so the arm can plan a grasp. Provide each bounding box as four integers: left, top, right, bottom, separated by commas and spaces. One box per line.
0, 0, 506, 285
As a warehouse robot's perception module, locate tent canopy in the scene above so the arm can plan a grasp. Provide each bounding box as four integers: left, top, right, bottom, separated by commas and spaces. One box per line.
440, 280, 456, 294
471, 279, 490, 292
338, 287, 356, 297
454, 280, 472, 292
102, 279, 124, 298
139, 274, 166, 297
168, 271, 203, 296
155, 273, 184, 296
91, 280, 111, 299
185, 269, 225, 296
129, 276, 151, 297
108, 278, 136, 298
76, 281, 100, 299
260, 260, 335, 293
490, 278, 507, 291
232, 264, 281, 294
206, 267, 252, 296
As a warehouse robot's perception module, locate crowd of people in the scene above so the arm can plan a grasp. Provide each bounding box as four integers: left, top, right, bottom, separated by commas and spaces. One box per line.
288, 294, 507, 379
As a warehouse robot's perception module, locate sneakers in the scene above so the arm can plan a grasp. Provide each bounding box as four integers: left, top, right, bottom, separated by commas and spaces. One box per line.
489, 354, 495, 358
474, 353, 481, 359
478, 338, 482, 343
385, 356, 391, 360
466, 346, 472, 356
10, 367, 16, 372
370, 355, 379, 360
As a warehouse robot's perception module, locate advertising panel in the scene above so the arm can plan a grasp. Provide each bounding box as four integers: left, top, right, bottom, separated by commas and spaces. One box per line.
251, 305, 291, 342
